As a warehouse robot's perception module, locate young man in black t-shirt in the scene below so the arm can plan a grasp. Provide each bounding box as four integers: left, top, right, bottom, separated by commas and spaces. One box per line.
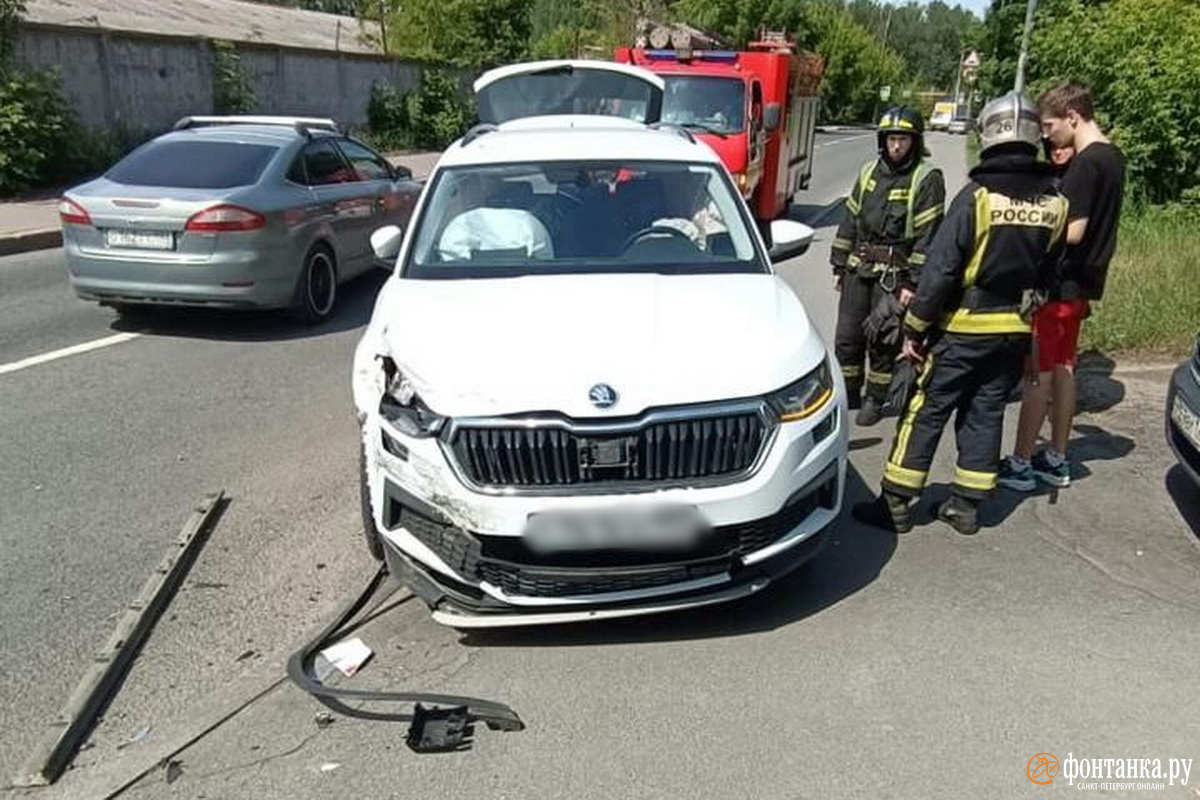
999, 82, 1126, 492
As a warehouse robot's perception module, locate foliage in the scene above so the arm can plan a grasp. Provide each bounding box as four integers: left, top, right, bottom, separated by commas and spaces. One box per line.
1024, 0, 1200, 204
367, 69, 475, 150
0, 0, 24, 73
0, 69, 69, 193
1081, 204, 1200, 354
846, 0, 982, 91
384, 0, 534, 69
211, 40, 256, 115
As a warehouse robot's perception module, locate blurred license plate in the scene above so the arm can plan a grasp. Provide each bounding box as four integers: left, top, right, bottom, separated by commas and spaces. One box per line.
1172, 396, 1200, 450
525, 506, 709, 554
105, 229, 174, 250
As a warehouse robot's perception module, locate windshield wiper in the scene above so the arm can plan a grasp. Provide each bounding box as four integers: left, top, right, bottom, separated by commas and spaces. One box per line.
676, 123, 730, 139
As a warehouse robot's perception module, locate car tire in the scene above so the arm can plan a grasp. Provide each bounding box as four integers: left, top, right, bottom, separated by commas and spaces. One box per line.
360, 446, 384, 561
293, 245, 337, 324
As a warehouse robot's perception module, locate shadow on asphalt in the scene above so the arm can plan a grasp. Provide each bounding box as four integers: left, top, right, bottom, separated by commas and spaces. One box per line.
1076, 351, 1126, 413
460, 464, 897, 648
105, 269, 386, 342
1165, 465, 1200, 541
922, 422, 1138, 528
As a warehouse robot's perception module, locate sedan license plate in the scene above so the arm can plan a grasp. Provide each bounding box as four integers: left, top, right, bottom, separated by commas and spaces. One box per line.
525, 506, 709, 554
105, 229, 175, 251
1172, 395, 1200, 451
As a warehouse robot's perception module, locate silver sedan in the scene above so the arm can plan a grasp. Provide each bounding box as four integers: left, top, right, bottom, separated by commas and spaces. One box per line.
60, 116, 421, 322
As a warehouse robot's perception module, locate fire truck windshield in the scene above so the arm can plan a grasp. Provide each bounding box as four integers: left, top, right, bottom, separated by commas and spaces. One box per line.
661, 76, 745, 135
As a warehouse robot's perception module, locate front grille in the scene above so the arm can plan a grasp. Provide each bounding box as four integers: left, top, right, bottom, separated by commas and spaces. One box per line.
449, 412, 769, 489
478, 558, 730, 598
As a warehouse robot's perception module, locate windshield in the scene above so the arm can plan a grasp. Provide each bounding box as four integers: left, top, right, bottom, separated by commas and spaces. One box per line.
107, 140, 278, 188
661, 76, 745, 135
405, 160, 765, 279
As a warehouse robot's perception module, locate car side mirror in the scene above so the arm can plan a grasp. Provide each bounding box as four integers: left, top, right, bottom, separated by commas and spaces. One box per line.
763, 103, 782, 132
392, 164, 413, 181
370, 224, 404, 264
767, 219, 814, 263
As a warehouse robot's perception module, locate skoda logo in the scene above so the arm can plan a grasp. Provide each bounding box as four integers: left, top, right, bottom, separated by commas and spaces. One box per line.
589, 383, 618, 409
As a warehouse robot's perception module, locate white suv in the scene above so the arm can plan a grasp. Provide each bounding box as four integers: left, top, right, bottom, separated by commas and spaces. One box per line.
352, 62, 847, 627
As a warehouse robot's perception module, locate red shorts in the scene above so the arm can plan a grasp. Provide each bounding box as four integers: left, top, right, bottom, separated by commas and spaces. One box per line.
1031, 299, 1090, 371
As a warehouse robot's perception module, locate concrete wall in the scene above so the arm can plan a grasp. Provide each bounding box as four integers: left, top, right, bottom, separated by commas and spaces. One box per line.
15, 24, 431, 135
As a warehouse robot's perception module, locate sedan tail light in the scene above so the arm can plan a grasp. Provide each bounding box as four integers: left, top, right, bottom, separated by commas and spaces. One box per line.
185, 204, 267, 232
58, 198, 92, 226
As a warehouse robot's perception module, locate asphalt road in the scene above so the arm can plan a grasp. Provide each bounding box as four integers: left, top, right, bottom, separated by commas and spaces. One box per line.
2, 131, 1198, 800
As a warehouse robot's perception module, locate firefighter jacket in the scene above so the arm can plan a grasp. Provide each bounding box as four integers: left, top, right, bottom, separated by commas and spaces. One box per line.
904, 152, 1068, 339
830, 157, 946, 287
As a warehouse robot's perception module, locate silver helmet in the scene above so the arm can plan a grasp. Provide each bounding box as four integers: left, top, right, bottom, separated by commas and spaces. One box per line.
977, 91, 1041, 154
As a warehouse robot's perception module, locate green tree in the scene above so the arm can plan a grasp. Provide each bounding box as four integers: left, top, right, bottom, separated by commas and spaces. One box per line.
1024, 0, 1200, 203
384, 0, 533, 69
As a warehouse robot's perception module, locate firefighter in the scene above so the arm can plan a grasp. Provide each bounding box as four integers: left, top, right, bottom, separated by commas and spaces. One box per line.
831, 107, 946, 426
852, 91, 1068, 536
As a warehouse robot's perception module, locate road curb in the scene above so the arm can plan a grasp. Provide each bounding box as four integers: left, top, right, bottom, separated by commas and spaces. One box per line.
0, 228, 62, 256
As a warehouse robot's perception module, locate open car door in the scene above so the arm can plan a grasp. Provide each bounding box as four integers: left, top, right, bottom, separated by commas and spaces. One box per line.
474, 60, 665, 126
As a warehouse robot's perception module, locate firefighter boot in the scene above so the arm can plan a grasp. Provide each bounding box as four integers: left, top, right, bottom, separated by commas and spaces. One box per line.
855, 380, 887, 426
936, 494, 980, 536
852, 490, 913, 534
855, 396, 884, 426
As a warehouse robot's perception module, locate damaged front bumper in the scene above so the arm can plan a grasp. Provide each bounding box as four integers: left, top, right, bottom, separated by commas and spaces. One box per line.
376, 459, 840, 627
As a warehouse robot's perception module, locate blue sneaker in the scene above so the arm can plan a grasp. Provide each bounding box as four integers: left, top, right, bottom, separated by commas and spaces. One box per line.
1032, 450, 1071, 488
997, 456, 1036, 492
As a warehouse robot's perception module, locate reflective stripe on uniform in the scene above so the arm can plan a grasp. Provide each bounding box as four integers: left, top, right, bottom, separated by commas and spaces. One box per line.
941, 308, 1029, 334
911, 204, 942, 230
887, 352, 936, 478
906, 313, 932, 333
962, 187, 991, 288
954, 466, 997, 492
908, 252, 927, 265
902, 162, 931, 240
867, 370, 893, 385
841, 364, 864, 378
832, 236, 854, 251
884, 463, 928, 490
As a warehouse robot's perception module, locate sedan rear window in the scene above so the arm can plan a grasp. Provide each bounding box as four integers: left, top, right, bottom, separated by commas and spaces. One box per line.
106, 141, 278, 189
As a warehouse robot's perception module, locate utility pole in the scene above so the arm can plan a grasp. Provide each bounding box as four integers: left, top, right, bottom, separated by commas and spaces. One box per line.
1014, 0, 1038, 93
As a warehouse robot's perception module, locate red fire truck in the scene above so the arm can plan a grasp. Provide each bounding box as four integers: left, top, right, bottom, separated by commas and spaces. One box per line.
615, 32, 825, 222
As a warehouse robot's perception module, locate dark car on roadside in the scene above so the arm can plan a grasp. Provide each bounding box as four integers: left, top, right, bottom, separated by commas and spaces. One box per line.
1166, 332, 1200, 485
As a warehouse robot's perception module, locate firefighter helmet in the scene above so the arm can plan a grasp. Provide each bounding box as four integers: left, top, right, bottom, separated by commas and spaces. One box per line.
877, 106, 925, 169
977, 91, 1041, 155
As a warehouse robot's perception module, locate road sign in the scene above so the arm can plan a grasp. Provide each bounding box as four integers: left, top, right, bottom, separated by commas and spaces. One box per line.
879, 85, 891, 101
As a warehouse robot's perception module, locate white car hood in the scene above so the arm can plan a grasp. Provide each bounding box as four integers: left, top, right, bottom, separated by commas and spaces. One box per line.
369, 272, 827, 419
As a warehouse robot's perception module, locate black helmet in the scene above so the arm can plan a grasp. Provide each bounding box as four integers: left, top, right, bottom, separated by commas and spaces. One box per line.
877, 106, 925, 170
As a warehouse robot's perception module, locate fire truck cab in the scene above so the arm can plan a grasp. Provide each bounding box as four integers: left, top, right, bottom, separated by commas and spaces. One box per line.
615, 32, 825, 221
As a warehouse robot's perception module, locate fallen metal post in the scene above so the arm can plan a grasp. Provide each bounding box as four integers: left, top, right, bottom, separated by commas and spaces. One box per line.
11, 492, 226, 788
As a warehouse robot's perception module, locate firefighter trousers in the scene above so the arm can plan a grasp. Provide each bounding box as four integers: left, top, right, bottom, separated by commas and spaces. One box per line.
835, 271, 899, 405
882, 332, 1029, 501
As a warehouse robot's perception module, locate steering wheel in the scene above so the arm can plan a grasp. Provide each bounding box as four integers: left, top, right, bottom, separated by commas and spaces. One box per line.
621, 224, 696, 253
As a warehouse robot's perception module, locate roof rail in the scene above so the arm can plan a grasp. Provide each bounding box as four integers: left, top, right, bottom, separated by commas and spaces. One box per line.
172, 115, 341, 136
460, 123, 499, 147
647, 123, 696, 144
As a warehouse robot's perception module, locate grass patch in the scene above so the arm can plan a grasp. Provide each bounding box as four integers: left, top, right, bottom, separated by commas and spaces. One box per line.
1081, 204, 1200, 356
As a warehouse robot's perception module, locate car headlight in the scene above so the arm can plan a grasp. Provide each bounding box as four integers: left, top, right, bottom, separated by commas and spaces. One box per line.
377, 356, 445, 438
767, 361, 834, 422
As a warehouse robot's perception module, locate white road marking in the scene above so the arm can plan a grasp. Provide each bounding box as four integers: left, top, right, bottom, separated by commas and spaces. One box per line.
815, 133, 872, 148
0, 333, 140, 376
